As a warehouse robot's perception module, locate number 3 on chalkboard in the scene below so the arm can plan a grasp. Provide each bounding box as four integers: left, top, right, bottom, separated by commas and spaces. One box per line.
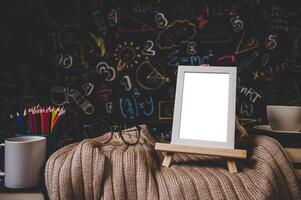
96, 62, 116, 81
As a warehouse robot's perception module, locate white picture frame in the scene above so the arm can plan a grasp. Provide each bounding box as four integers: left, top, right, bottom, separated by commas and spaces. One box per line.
171, 65, 237, 149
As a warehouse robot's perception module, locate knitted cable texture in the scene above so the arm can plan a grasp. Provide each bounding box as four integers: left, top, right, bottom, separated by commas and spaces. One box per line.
45, 124, 301, 200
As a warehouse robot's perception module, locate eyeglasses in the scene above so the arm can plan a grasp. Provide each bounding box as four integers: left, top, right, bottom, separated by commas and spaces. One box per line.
101, 125, 141, 145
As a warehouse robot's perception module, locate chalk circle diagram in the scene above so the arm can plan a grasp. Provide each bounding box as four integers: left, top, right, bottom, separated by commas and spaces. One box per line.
114, 41, 142, 71
136, 61, 169, 90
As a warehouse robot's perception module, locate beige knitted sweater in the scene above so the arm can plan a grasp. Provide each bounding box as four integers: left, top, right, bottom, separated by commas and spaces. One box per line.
45, 124, 301, 200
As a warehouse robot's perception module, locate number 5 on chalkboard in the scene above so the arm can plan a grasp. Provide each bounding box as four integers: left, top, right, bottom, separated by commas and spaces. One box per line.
230, 16, 244, 32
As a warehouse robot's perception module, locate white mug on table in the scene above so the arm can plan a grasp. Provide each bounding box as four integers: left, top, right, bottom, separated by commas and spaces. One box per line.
0, 136, 46, 189
267, 105, 301, 132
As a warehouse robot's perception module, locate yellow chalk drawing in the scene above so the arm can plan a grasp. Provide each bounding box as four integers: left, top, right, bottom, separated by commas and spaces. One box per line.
113, 41, 141, 71
88, 32, 106, 57
235, 32, 261, 55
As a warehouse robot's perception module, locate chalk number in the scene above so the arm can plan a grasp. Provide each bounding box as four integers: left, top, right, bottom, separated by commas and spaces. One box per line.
96, 62, 116, 81
155, 13, 168, 29
142, 40, 156, 56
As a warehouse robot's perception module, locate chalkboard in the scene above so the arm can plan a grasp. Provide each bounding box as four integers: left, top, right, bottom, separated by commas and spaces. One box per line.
1, 0, 301, 148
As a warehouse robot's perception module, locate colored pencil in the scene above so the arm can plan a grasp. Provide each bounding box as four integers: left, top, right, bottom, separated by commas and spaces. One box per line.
52, 112, 64, 133
28, 111, 34, 134
16, 112, 22, 127
45, 106, 52, 134
29, 109, 37, 134
51, 108, 58, 133
52, 108, 62, 128
40, 109, 45, 135
35, 109, 41, 134
44, 111, 50, 134
10, 105, 66, 135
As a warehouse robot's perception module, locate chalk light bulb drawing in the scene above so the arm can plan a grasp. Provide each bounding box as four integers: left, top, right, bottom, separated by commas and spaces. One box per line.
114, 41, 141, 71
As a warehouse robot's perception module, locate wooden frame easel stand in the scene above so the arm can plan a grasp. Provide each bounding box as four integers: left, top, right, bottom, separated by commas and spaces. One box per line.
155, 143, 247, 173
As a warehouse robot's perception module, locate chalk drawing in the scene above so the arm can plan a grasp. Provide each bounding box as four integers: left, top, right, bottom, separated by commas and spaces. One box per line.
156, 20, 196, 49
106, 9, 118, 26
197, 16, 208, 30
97, 85, 112, 102
118, 13, 156, 33
120, 75, 132, 91
240, 86, 262, 103
92, 10, 107, 35
69, 89, 94, 115
82, 82, 94, 96
158, 100, 174, 120
88, 32, 106, 57
230, 16, 244, 32
105, 102, 113, 114
235, 32, 260, 54
142, 40, 156, 56
167, 49, 179, 66
155, 13, 168, 29
265, 33, 277, 50
199, 24, 232, 44
240, 102, 254, 117
187, 42, 197, 54
136, 61, 169, 90
50, 86, 69, 106
114, 41, 141, 71
55, 53, 73, 69
50, 32, 64, 51
96, 62, 116, 81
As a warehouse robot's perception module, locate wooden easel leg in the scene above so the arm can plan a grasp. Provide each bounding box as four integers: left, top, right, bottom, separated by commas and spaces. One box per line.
227, 160, 238, 173
162, 152, 173, 167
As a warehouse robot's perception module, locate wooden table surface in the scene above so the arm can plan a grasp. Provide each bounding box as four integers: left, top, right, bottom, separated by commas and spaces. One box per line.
0, 179, 47, 200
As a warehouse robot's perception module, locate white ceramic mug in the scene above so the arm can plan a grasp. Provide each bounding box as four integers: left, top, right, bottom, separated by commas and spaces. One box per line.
0, 136, 46, 189
267, 105, 301, 132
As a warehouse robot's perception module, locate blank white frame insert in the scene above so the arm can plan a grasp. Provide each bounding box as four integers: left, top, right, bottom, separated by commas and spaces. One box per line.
171, 65, 237, 149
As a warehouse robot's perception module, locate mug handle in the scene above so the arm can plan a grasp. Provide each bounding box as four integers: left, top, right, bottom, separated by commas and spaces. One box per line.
0, 143, 4, 176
